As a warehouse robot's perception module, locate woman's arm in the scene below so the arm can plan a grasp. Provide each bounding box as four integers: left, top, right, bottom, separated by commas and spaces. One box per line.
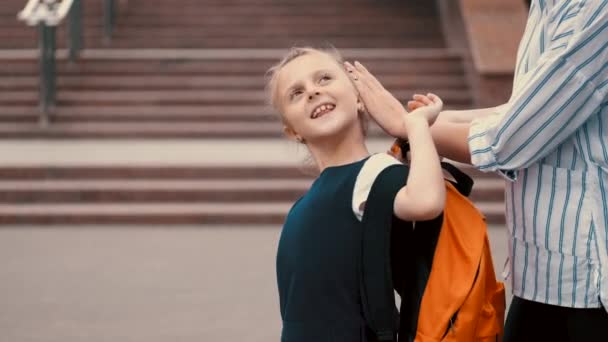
435, 105, 505, 124
465, 8, 608, 174
430, 120, 473, 164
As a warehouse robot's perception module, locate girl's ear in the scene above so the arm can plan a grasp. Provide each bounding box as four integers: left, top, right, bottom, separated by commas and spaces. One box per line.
357, 99, 366, 113
283, 125, 305, 144
283, 125, 296, 139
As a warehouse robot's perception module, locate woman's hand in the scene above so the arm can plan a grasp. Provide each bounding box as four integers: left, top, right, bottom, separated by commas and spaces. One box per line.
345, 61, 443, 137
344, 61, 408, 138
406, 93, 443, 127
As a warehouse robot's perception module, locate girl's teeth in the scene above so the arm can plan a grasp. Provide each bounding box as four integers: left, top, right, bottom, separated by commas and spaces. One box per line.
313, 104, 335, 118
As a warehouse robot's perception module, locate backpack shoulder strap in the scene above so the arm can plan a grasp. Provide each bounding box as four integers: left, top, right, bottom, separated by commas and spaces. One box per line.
360, 163, 410, 342
391, 138, 473, 197
440, 162, 474, 197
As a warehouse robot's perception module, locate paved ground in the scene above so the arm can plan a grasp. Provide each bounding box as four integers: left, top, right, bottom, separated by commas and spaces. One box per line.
0, 225, 510, 342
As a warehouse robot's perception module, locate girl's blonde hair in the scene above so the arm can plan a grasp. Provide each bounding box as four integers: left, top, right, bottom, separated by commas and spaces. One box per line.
265, 46, 369, 136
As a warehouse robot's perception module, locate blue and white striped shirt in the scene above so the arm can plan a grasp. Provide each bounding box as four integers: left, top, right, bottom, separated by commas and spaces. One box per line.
468, 0, 608, 309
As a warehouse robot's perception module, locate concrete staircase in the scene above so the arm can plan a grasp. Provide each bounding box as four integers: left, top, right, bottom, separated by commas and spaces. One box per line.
0, 0, 507, 225
0, 161, 505, 225
1, 0, 444, 49
0, 49, 471, 138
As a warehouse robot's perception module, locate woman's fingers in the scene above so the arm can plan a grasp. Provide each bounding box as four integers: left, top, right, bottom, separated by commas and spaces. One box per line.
407, 100, 425, 111
427, 93, 443, 107
345, 61, 377, 105
345, 61, 362, 81
413, 94, 433, 105
353, 61, 383, 88
346, 61, 383, 91
345, 61, 366, 89
345, 62, 443, 116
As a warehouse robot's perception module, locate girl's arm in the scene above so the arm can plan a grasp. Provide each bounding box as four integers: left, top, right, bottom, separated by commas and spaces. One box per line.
392, 95, 446, 221
393, 115, 446, 221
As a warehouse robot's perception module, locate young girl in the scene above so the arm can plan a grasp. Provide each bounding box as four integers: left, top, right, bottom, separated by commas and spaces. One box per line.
266, 47, 445, 342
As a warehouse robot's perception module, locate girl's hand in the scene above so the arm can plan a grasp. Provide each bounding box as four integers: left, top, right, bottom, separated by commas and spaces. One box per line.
344, 61, 408, 139
406, 93, 443, 126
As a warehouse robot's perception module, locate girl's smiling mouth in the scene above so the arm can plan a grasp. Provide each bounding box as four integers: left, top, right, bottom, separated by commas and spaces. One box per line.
311, 103, 336, 119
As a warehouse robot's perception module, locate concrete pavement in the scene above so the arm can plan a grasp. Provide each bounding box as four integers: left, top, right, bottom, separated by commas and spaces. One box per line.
0, 225, 511, 342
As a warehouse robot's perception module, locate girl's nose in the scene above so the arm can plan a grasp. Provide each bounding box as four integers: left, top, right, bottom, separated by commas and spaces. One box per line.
308, 91, 320, 100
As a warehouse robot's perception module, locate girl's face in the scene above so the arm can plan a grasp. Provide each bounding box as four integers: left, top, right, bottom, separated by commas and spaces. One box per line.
275, 52, 361, 144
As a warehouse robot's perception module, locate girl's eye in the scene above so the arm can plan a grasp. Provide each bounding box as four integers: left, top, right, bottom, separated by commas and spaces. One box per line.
320, 75, 331, 82
290, 90, 302, 99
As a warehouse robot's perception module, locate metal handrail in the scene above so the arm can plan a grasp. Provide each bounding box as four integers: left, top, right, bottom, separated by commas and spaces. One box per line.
16, 0, 40, 22
16, 0, 120, 125
18, 0, 74, 26
17, 0, 80, 125
68, 0, 82, 62
104, 0, 116, 41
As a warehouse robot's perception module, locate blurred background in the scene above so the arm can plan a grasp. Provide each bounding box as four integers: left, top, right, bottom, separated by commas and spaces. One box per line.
0, 0, 529, 340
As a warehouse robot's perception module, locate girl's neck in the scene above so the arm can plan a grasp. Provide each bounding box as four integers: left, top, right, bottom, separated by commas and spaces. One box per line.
309, 132, 370, 172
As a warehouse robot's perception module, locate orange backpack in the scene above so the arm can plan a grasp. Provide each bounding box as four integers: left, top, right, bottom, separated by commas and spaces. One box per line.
414, 181, 506, 341
360, 140, 505, 342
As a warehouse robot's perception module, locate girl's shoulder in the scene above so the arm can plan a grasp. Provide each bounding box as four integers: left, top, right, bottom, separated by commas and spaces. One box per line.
352, 153, 408, 220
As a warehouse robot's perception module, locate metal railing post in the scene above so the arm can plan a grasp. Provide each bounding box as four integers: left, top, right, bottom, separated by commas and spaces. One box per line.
68, 0, 82, 63
19, 0, 89, 126
38, 22, 56, 125
103, 0, 115, 41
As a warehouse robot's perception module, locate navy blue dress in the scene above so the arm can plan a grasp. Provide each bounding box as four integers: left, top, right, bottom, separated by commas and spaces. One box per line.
276, 157, 410, 342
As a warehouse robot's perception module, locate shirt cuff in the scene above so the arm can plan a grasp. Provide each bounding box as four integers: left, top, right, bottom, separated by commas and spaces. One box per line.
468, 117, 517, 182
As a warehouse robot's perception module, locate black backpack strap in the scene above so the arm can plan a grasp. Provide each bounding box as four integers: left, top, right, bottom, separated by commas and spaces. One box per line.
396, 138, 473, 197
440, 162, 474, 197
360, 164, 409, 342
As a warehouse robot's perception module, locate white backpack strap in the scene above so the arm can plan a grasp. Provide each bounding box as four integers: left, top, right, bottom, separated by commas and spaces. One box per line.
352, 153, 402, 221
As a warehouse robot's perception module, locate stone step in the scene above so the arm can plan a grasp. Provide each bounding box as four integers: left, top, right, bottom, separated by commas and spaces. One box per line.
1, 2, 435, 15
1, 59, 464, 75
1, 74, 468, 90
0, 122, 285, 138
0, 138, 399, 165
0, 105, 276, 122
71, 3, 435, 16
0, 121, 482, 139
119, 37, 442, 49
0, 25, 437, 43
1, 38, 444, 49
0, 0, 441, 48
0, 89, 472, 105
0, 202, 290, 225
0, 166, 310, 179
0, 104, 477, 123
0, 18, 436, 30
112, 16, 437, 27
0, 162, 502, 180
0, 49, 464, 71
0, 48, 472, 137
0, 178, 504, 203
0, 201, 506, 225
0, 25, 442, 37
0, 179, 309, 203
0, 122, 386, 139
